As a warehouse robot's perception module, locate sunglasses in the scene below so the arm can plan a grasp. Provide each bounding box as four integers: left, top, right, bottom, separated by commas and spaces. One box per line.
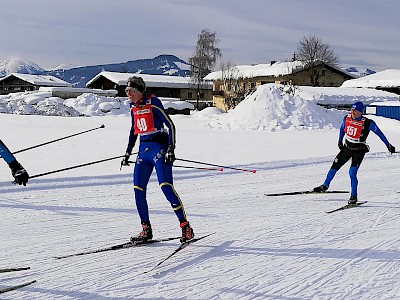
125, 87, 138, 93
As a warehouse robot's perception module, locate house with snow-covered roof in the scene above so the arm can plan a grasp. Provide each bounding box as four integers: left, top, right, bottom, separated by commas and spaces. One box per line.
341, 69, 400, 95
204, 60, 356, 111
0, 73, 71, 95
86, 71, 212, 108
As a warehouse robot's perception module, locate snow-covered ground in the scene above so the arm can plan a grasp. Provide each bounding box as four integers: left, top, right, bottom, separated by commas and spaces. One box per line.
1, 85, 400, 299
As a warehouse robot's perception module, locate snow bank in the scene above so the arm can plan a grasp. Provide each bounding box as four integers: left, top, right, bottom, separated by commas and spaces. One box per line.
207, 84, 346, 131
0, 91, 194, 117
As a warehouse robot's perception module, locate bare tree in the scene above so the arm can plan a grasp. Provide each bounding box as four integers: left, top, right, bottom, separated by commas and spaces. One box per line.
296, 34, 340, 86
219, 61, 246, 109
189, 29, 222, 109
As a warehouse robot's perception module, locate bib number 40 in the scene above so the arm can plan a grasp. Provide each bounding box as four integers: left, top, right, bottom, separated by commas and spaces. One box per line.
137, 118, 148, 132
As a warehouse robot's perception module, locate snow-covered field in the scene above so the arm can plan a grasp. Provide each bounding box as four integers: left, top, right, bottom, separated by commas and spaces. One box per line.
1, 85, 400, 299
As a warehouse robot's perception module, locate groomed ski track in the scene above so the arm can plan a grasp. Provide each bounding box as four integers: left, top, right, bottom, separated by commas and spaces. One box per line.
1, 153, 400, 299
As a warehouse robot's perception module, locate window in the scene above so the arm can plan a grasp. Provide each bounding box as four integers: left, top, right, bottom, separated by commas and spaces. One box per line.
188, 92, 193, 99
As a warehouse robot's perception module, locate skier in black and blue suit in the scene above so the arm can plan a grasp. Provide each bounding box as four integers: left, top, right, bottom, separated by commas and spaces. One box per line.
121, 76, 194, 243
0, 139, 29, 185
313, 101, 395, 204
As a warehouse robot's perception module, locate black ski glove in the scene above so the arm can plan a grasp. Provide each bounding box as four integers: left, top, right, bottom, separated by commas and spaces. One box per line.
338, 142, 344, 150
387, 144, 396, 154
9, 160, 29, 186
165, 145, 176, 164
120, 153, 131, 169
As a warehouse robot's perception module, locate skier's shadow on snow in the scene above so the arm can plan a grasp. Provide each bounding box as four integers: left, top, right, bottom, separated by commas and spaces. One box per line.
146, 240, 399, 281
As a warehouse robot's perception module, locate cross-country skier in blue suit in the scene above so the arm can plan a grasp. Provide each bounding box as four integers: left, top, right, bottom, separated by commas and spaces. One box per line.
121, 76, 194, 243
0, 139, 29, 185
313, 101, 395, 204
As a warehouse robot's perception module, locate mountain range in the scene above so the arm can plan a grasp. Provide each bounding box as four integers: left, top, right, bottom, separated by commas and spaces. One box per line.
0, 55, 191, 87
0, 55, 376, 88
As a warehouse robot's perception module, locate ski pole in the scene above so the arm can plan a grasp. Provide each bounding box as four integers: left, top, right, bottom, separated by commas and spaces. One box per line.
124, 160, 223, 172
173, 165, 223, 171
175, 158, 256, 173
30, 153, 136, 179
12, 124, 105, 154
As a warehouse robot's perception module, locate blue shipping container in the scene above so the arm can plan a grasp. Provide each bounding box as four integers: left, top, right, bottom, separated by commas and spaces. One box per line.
369, 105, 400, 121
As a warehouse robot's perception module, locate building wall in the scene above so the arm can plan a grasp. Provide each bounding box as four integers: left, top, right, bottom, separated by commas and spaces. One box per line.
0, 76, 36, 94
87, 75, 212, 101
211, 65, 352, 111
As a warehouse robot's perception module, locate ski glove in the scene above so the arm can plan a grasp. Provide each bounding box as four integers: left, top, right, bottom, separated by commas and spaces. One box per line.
338, 142, 344, 150
9, 160, 29, 186
120, 153, 131, 168
165, 145, 176, 164
387, 144, 396, 154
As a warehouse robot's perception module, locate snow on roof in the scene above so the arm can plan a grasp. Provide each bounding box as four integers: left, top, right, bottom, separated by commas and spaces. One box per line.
38, 86, 118, 96
204, 61, 305, 80
2, 73, 72, 86
86, 71, 211, 89
205, 61, 356, 81
341, 69, 400, 88
296, 85, 399, 105
369, 101, 400, 107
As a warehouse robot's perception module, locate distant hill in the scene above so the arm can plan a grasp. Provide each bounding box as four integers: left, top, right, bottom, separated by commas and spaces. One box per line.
0, 57, 45, 77
44, 54, 191, 87
0, 55, 191, 87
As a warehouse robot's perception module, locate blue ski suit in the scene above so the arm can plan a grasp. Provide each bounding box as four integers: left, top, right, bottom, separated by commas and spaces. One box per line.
323, 113, 391, 197
0, 139, 17, 164
125, 95, 187, 224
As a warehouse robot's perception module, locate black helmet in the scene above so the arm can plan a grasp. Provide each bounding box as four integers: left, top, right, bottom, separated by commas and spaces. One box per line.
127, 76, 146, 93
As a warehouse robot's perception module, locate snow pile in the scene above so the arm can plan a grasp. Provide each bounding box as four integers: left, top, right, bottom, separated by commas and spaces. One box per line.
0, 91, 195, 117
64, 93, 129, 116
207, 84, 346, 131
0, 91, 81, 116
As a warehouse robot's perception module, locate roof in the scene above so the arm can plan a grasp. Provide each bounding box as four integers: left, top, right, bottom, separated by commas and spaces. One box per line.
0, 73, 72, 87
204, 61, 306, 80
86, 71, 211, 89
341, 69, 400, 88
204, 60, 356, 81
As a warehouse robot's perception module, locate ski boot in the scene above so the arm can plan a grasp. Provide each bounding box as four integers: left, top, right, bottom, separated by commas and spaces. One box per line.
313, 184, 328, 193
348, 195, 358, 205
180, 221, 194, 243
131, 222, 153, 244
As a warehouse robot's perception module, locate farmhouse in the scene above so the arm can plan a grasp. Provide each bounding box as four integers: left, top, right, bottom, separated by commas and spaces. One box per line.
86, 71, 212, 109
0, 73, 71, 95
204, 60, 356, 111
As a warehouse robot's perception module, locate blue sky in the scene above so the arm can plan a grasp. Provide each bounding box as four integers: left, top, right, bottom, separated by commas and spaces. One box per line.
1, 0, 399, 71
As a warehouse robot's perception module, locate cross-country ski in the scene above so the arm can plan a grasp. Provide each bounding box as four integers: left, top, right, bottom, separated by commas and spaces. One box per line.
143, 233, 216, 274
0, 267, 30, 273
54, 237, 180, 259
0, 280, 36, 294
326, 201, 368, 214
265, 190, 349, 196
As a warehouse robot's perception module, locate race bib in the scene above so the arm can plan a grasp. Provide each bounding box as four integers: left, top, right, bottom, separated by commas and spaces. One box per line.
132, 104, 156, 135
344, 116, 364, 142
